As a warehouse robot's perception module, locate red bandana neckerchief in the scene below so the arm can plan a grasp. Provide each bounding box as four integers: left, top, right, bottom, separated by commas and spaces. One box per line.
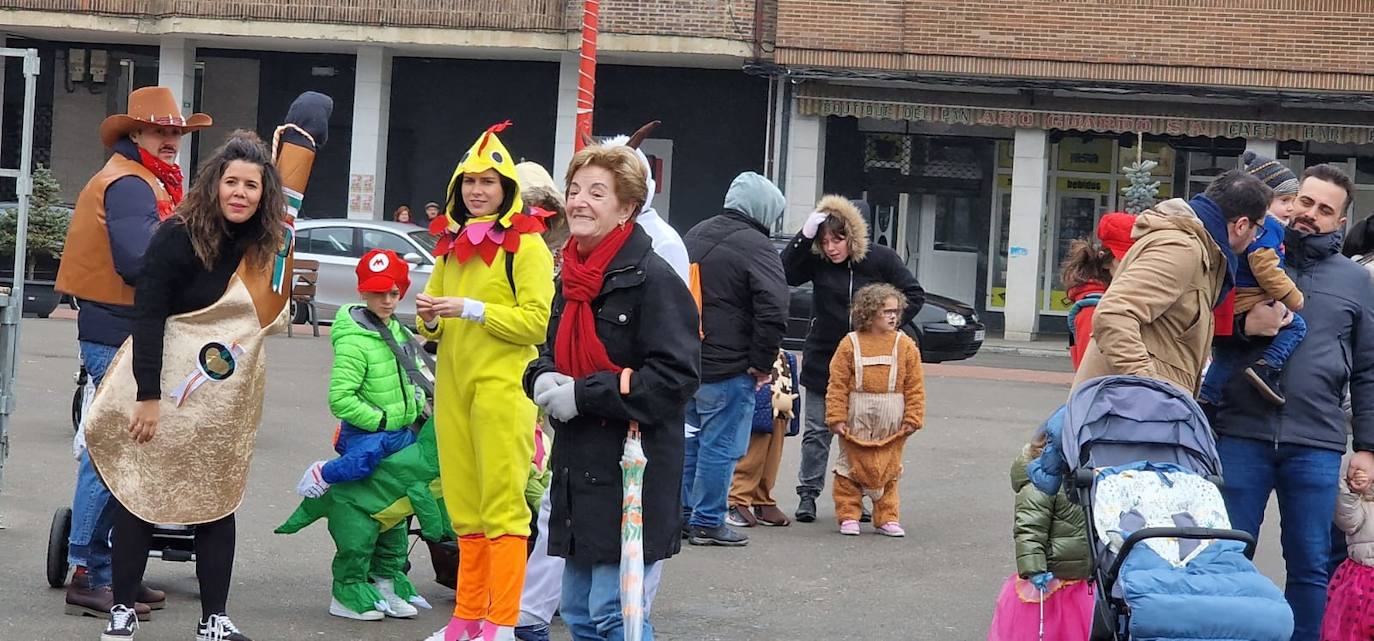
136, 148, 184, 220
554, 223, 634, 378
431, 206, 555, 266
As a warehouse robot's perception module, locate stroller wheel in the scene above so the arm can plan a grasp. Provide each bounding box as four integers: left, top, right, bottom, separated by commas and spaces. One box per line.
47, 507, 73, 588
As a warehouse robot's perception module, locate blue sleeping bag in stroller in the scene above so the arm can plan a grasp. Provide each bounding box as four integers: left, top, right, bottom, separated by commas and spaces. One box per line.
1057, 376, 1293, 641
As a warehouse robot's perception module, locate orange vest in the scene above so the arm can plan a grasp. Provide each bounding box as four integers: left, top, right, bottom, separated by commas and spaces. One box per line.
55, 154, 170, 306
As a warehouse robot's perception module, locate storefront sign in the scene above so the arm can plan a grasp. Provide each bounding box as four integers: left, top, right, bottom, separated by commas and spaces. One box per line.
1058, 177, 1111, 193
798, 95, 1374, 144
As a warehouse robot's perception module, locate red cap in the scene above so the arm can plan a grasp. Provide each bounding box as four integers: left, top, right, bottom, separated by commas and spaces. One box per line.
1097, 212, 1138, 261
356, 249, 411, 297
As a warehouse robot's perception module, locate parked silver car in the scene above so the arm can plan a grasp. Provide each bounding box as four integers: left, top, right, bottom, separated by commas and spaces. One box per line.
292, 219, 437, 325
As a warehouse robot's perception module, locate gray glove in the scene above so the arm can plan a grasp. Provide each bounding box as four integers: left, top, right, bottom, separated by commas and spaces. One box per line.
533, 372, 574, 401
535, 381, 579, 422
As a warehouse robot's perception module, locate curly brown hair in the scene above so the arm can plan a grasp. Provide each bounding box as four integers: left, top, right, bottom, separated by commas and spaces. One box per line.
1059, 238, 1114, 291
850, 283, 906, 332
175, 130, 285, 271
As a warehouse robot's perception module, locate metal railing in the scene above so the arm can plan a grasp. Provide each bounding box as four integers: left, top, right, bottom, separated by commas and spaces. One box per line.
0, 47, 40, 491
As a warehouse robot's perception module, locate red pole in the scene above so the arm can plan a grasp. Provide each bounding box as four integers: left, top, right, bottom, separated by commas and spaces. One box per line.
574, 0, 599, 152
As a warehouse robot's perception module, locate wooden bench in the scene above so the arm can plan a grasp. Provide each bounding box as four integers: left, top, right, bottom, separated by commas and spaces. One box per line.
287, 258, 320, 338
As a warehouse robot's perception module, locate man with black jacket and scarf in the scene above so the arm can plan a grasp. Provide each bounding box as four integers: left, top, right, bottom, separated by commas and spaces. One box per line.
679, 172, 789, 547
783, 196, 925, 523
1213, 164, 1374, 641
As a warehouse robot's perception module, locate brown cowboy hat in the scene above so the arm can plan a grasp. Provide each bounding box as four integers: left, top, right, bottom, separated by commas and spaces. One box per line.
99, 86, 213, 149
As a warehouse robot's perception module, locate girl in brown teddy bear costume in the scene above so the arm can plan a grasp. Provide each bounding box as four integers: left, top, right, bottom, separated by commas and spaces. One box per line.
825, 283, 925, 537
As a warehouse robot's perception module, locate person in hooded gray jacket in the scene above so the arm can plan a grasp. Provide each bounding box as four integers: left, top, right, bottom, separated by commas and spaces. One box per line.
680, 172, 790, 547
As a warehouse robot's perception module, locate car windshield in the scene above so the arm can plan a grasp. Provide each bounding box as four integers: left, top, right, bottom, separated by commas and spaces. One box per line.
407, 230, 439, 255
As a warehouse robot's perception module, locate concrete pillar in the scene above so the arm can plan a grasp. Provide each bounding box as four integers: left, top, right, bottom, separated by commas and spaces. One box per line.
551, 52, 579, 189
157, 36, 196, 183
782, 101, 826, 232
1004, 128, 1049, 342
347, 46, 391, 220
1245, 139, 1278, 160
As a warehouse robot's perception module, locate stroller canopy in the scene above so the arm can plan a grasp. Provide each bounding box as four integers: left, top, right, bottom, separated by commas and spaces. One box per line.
1062, 375, 1220, 477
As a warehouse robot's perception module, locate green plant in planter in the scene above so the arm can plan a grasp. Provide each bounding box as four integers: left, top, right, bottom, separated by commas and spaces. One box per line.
0, 164, 69, 280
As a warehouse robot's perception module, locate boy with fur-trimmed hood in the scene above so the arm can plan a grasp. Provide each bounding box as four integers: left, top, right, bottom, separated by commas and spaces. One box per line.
782, 196, 926, 523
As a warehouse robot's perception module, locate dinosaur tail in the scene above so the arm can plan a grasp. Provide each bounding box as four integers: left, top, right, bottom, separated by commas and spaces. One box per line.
274, 497, 330, 534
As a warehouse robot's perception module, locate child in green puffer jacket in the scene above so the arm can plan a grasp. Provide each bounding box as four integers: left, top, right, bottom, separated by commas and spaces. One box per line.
295, 248, 429, 622
988, 426, 1094, 641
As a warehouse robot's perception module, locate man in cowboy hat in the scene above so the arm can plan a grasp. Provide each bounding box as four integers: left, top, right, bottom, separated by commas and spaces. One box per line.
55, 85, 211, 621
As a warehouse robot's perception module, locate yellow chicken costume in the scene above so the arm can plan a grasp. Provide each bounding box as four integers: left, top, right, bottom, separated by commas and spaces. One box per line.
419, 121, 554, 641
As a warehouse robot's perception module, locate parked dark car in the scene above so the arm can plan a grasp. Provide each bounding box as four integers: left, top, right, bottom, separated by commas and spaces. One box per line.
774, 238, 985, 363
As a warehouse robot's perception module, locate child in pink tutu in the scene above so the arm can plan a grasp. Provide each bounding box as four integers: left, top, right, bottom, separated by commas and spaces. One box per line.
988, 421, 1094, 641
1322, 466, 1374, 641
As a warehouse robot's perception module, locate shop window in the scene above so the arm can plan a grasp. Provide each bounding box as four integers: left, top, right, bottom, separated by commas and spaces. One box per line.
921, 139, 984, 180
1056, 136, 1114, 173
1118, 140, 1176, 177
1355, 156, 1374, 185
934, 194, 982, 253
1184, 150, 1240, 198
864, 134, 911, 175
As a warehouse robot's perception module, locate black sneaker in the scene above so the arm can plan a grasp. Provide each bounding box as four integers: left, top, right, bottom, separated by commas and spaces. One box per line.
196, 614, 252, 641
860, 506, 873, 523
795, 496, 817, 523
687, 524, 749, 547
101, 605, 138, 641
1243, 361, 1285, 405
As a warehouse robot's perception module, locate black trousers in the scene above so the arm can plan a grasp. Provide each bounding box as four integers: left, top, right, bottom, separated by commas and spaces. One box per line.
111, 499, 236, 619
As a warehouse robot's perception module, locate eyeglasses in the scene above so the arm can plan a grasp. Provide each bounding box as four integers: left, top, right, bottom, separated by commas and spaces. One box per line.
880, 309, 901, 317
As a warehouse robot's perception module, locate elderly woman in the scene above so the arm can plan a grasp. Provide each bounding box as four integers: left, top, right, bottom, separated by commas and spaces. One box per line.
524, 145, 700, 641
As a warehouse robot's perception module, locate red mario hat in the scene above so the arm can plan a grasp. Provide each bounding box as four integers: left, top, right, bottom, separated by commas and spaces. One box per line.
1097, 212, 1138, 261
356, 249, 411, 297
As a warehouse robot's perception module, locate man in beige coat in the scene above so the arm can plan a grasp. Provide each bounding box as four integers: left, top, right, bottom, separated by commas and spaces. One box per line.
1073, 170, 1272, 395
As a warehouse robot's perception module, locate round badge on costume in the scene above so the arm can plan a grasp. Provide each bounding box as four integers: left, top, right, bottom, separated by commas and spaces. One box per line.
198, 342, 237, 381
369, 252, 390, 272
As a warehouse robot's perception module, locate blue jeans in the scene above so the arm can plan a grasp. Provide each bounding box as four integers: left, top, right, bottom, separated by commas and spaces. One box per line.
560, 559, 659, 641
1201, 313, 1307, 404
1217, 436, 1341, 641
69, 341, 119, 587
681, 375, 756, 528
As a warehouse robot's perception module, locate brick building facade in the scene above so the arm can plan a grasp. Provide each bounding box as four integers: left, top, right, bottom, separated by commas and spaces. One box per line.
767, 0, 1374, 339
1, 0, 1371, 339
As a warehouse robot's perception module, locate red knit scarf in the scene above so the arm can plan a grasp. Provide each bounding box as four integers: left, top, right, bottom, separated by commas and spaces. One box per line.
554, 224, 634, 378
137, 148, 184, 220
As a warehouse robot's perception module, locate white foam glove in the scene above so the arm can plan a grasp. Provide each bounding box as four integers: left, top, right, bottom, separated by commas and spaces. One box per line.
409, 595, 432, 609
533, 372, 574, 400
296, 461, 330, 498
536, 382, 580, 422
801, 210, 829, 239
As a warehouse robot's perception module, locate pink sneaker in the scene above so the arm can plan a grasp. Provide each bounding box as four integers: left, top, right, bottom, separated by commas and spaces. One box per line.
839, 519, 860, 536
876, 521, 906, 537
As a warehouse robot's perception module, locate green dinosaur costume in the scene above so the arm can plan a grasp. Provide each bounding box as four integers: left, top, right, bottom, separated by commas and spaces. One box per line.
276, 416, 450, 614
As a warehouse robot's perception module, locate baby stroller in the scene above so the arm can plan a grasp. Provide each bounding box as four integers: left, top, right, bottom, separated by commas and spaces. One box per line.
1062, 375, 1293, 641
48, 357, 199, 589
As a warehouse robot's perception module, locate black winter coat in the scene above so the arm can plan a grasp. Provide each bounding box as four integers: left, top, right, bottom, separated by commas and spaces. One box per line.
1216, 228, 1374, 453
781, 232, 925, 391
684, 210, 788, 382
523, 226, 701, 565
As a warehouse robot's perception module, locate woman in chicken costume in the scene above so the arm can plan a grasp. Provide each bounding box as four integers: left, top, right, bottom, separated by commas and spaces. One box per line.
418, 122, 555, 641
